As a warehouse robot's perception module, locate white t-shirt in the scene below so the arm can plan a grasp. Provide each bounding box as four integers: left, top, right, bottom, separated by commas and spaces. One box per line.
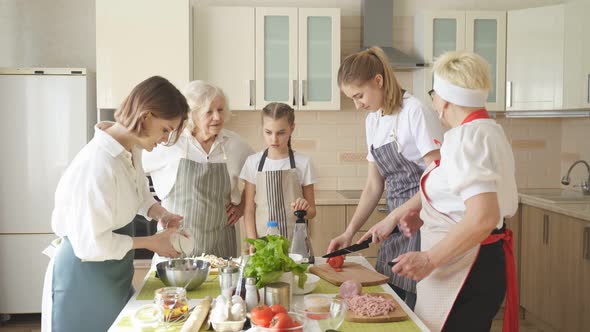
423, 119, 518, 228
143, 128, 253, 204
239, 151, 316, 186
365, 92, 443, 168
52, 123, 157, 261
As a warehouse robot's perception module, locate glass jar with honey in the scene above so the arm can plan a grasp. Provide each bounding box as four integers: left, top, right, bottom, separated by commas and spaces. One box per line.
154, 287, 189, 321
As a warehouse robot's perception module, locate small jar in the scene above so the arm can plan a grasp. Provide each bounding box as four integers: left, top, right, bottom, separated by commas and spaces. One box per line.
154, 287, 188, 321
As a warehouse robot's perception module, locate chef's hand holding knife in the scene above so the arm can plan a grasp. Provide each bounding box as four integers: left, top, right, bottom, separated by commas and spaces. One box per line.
391, 208, 434, 281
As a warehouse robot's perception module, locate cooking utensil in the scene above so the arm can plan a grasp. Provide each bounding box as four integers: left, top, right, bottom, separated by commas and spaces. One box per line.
322, 238, 372, 258
309, 262, 388, 286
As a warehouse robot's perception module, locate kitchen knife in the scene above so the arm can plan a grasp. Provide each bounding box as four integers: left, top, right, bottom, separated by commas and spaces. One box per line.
322, 238, 372, 258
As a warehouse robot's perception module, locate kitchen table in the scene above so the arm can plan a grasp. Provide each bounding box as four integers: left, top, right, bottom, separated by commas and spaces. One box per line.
109, 256, 430, 331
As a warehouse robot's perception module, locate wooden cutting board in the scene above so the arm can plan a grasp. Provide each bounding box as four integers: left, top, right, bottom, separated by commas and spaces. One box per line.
308, 262, 388, 286
341, 293, 409, 323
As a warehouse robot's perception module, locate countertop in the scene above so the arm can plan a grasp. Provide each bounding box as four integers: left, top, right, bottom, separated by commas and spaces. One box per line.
518, 189, 590, 222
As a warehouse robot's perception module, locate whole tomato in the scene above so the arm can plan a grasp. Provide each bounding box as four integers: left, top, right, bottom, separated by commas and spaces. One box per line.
250, 304, 274, 327
269, 312, 294, 330
327, 255, 344, 269
269, 304, 288, 316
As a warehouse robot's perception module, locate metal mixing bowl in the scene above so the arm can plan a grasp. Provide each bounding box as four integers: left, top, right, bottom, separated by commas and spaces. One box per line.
156, 258, 210, 291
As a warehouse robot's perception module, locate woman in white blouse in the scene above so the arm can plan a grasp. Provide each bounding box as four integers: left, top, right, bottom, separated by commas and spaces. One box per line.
360, 51, 519, 332
42, 76, 189, 332
143, 81, 253, 258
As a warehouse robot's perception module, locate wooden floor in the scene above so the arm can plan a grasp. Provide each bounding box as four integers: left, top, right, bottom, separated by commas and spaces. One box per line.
0, 313, 547, 332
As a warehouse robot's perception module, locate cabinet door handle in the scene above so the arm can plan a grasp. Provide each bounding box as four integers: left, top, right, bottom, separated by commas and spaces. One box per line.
584, 226, 590, 261
377, 207, 389, 213
543, 214, 549, 245
587, 74, 590, 104
301, 80, 307, 106
249, 80, 255, 107
292, 79, 298, 106
506, 81, 512, 108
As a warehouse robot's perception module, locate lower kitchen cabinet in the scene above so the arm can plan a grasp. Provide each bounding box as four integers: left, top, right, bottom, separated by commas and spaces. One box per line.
520, 204, 589, 332
308, 205, 346, 256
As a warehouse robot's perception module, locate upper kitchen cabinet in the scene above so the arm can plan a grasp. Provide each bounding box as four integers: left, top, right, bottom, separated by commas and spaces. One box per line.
194, 7, 256, 110
414, 11, 506, 111
563, 0, 590, 109
96, 0, 191, 109
506, 5, 564, 111
194, 6, 340, 111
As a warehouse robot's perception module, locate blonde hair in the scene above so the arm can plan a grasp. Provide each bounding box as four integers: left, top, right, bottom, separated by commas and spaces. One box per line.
433, 51, 492, 90
337, 46, 404, 115
182, 80, 231, 133
262, 102, 295, 150
115, 76, 188, 145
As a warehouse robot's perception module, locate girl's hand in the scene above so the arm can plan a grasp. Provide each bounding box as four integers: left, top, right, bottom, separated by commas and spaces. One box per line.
391, 251, 435, 281
357, 218, 396, 244
150, 228, 181, 258
225, 203, 243, 226
158, 211, 183, 229
291, 197, 310, 212
399, 209, 423, 238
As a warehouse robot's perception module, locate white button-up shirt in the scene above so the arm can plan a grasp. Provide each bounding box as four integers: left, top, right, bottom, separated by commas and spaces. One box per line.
143, 128, 253, 204
51, 122, 157, 261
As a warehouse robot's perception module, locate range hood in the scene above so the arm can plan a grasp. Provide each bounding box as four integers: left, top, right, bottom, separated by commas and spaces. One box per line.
362, 0, 425, 70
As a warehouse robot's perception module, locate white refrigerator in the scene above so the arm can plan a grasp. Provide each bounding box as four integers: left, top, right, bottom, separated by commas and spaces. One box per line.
0, 68, 94, 314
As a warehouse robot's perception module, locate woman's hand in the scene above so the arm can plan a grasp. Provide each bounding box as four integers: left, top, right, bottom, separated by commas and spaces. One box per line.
358, 218, 397, 244
326, 232, 353, 254
150, 228, 181, 258
399, 209, 423, 238
291, 197, 310, 212
226, 203, 243, 226
158, 211, 183, 229
391, 251, 435, 281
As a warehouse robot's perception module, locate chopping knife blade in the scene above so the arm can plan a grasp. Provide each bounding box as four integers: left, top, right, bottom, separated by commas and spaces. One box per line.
322, 238, 372, 258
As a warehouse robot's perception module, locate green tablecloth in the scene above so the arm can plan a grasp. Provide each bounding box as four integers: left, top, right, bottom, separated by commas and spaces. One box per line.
119, 271, 422, 331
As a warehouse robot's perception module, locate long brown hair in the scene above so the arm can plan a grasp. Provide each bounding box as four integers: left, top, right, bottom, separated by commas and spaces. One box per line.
262, 102, 295, 150
114, 76, 189, 144
337, 46, 404, 115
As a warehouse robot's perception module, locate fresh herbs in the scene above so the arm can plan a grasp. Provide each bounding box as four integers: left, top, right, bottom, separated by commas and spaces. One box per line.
244, 235, 308, 289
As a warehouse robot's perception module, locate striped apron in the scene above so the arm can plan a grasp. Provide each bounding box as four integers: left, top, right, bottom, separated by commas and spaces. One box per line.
50, 223, 134, 332
370, 140, 423, 295
254, 148, 302, 240
162, 147, 235, 258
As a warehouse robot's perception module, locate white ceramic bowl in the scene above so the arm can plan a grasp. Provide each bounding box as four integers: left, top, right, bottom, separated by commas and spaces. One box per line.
293, 273, 320, 295
210, 318, 246, 332
288, 253, 303, 264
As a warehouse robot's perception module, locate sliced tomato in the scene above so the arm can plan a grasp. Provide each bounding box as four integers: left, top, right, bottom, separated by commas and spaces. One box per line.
327, 255, 344, 270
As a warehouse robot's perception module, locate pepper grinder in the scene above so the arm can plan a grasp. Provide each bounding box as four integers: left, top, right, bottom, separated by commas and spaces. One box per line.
289, 210, 315, 264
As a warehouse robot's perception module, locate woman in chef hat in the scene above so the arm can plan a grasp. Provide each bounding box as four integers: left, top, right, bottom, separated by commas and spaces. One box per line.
42, 76, 188, 332
327, 46, 443, 309
361, 51, 519, 332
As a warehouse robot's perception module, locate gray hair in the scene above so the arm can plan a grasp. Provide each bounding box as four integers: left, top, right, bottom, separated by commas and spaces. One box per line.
181, 80, 231, 132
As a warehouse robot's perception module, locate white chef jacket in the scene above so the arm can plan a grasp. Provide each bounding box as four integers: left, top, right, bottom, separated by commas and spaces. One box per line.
51, 122, 157, 261
365, 91, 443, 167
143, 128, 253, 204
423, 119, 518, 228
240, 150, 317, 186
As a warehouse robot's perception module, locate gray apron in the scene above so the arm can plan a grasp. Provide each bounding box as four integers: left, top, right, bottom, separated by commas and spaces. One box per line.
254, 148, 302, 240
162, 141, 235, 258
371, 139, 423, 293
51, 222, 134, 332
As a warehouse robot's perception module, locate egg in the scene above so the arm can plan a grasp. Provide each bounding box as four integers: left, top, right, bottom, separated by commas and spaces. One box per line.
230, 303, 244, 321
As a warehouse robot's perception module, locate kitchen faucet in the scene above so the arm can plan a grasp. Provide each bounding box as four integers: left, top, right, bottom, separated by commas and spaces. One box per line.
561, 160, 590, 195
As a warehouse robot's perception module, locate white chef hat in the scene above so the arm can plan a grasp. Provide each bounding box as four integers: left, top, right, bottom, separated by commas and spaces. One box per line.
433, 73, 489, 108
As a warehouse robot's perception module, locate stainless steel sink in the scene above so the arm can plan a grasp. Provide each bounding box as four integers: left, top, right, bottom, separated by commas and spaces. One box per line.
520, 188, 590, 202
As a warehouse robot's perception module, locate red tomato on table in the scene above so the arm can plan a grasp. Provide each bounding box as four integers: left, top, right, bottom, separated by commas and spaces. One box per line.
327, 255, 344, 271
269, 304, 288, 316
269, 312, 294, 329
250, 304, 274, 327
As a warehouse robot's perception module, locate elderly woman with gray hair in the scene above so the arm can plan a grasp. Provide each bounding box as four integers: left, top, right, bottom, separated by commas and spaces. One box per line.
143, 80, 253, 258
